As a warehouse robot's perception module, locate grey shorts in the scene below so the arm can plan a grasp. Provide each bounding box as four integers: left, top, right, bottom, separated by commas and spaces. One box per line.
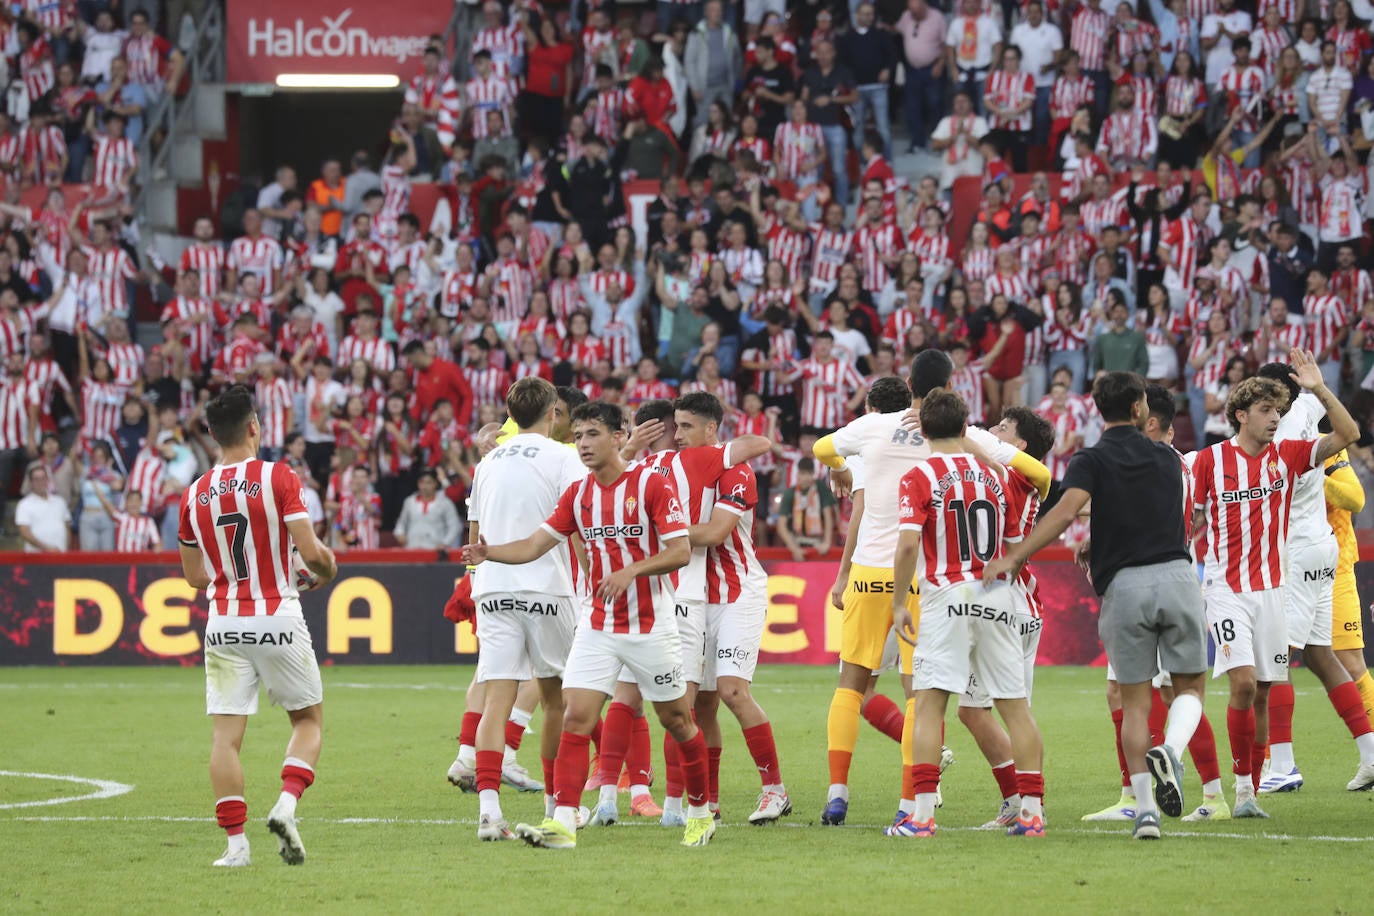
1099, 560, 1207, 685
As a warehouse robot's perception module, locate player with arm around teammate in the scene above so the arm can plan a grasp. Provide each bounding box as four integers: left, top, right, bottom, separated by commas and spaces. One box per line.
178, 385, 338, 868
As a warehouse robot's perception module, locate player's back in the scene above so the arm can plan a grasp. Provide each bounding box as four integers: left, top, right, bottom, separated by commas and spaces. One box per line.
179, 458, 310, 619
470, 432, 585, 598
639, 444, 733, 601
829, 411, 929, 567
901, 452, 1008, 589
1275, 391, 1333, 546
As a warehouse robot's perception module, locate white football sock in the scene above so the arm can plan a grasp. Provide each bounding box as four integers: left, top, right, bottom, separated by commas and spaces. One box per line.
1235, 776, 1254, 800
1354, 733, 1374, 764
226, 832, 249, 854
553, 805, 578, 832
458, 745, 476, 767
599, 784, 617, 806
544, 794, 556, 818
763, 783, 784, 795
479, 789, 501, 819
1164, 693, 1203, 757
913, 793, 937, 822
1268, 742, 1295, 773
827, 784, 849, 802
509, 707, 533, 729
1202, 779, 1222, 796
687, 803, 710, 819
1130, 772, 1157, 815
664, 796, 684, 815
1021, 795, 1043, 818
274, 791, 297, 818
898, 798, 916, 815
630, 783, 650, 798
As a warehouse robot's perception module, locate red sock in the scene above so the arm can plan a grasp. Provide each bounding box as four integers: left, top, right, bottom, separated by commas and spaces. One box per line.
1188, 713, 1221, 785
1016, 770, 1045, 801
280, 760, 315, 799
215, 797, 247, 836
677, 730, 710, 808
504, 719, 526, 751
552, 732, 592, 809
707, 746, 722, 804
1227, 706, 1256, 776
628, 714, 652, 785
1148, 689, 1168, 746
475, 748, 503, 793
1112, 708, 1129, 788
459, 711, 481, 747
590, 717, 604, 752
743, 722, 782, 787
1268, 682, 1295, 744
541, 756, 555, 791
862, 694, 906, 743
597, 701, 634, 782
1329, 680, 1374, 738
1250, 743, 1266, 792
912, 762, 941, 797
992, 762, 1019, 800
663, 732, 683, 797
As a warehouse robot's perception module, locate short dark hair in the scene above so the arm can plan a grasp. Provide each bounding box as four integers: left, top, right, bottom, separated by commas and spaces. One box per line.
1255, 361, 1300, 406
572, 400, 625, 432
919, 390, 969, 439
866, 376, 911, 414
1000, 407, 1054, 462
910, 349, 953, 398
1092, 371, 1146, 424
1145, 384, 1177, 428
634, 398, 675, 427
507, 377, 558, 428
675, 391, 724, 425
417, 467, 439, 485
557, 385, 589, 413
205, 384, 257, 446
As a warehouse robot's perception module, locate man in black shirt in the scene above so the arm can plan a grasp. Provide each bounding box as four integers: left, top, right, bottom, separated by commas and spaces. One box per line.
985, 371, 1207, 841
556, 135, 616, 250
743, 37, 796, 141
800, 39, 858, 206
836, 2, 897, 158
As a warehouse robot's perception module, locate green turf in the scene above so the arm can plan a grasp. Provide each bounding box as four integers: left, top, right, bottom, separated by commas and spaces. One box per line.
2, 664, 1372, 914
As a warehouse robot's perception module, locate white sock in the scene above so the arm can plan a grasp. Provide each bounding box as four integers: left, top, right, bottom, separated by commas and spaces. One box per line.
1003, 792, 1022, 808
664, 796, 684, 815
763, 783, 784, 795
827, 783, 850, 802
274, 791, 298, 818
686, 803, 710, 819
630, 783, 650, 798
1353, 733, 1374, 765
1164, 693, 1203, 757
1202, 779, 1222, 796
479, 788, 502, 819
553, 805, 578, 832
598, 784, 617, 806
913, 793, 937, 821
458, 744, 476, 767
544, 794, 556, 818
1130, 772, 1157, 814
1269, 741, 1295, 773
509, 707, 533, 729
226, 832, 249, 854
1121, 786, 1136, 801
898, 798, 916, 815
1021, 795, 1043, 818
1235, 776, 1254, 801
503, 746, 518, 766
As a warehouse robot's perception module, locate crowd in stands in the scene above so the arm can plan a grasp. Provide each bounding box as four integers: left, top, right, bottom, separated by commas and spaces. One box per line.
3, 0, 1374, 555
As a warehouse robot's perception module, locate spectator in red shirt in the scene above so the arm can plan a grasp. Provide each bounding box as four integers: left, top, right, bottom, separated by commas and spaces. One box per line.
627, 56, 678, 136
520, 14, 574, 147
403, 340, 473, 428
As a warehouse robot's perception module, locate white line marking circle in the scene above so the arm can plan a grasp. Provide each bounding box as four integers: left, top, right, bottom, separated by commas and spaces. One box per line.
0, 771, 135, 810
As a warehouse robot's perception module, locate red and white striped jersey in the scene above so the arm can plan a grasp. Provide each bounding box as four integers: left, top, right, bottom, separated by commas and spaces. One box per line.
705, 462, 764, 603
1050, 73, 1095, 120
1218, 65, 1266, 133
1111, 20, 1160, 62
114, 511, 161, 553
587, 87, 627, 142
1187, 0, 1218, 19
1062, 151, 1109, 203
765, 222, 810, 282
1193, 437, 1320, 592
791, 357, 866, 430
774, 121, 824, 183
1013, 234, 1053, 286
1257, 319, 1306, 363
465, 74, 517, 139
405, 72, 462, 147
559, 336, 606, 378
440, 268, 478, 318
227, 236, 284, 295
472, 23, 524, 78
1162, 75, 1206, 118
733, 135, 771, 166
1096, 109, 1157, 168
1047, 408, 1082, 479
579, 25, 615, 86
681, 378, 739, 412
378, 164, 411, 224
103, 341, 144, 387
1282, 158, 1320, 227
809, 224, 853, 291
1080, 196, 1129, 238
1187, 333, 1245, 389
986, 269, 1034, 305
484, 258, 534, 323
548, 277, 583, 320
1331, 268, 1374, 323
217, 335, 266, 380
178, 460, 313, 615
23, 358, 68, 427
227, 296, 273, 333
336, 490, 382, 549
1251, 26, 1288, 80
985, 70, 1036, 131
911, 228, 953, 274
587, 267, 634, 299
19, 123, 65, 181
0, 376, 37, 449
0, 303, 48, 359
960, 246, 995, 284
161, 295, 225, 369
625, 379, 677, 406
1163, 216, 1201, 287
1070, 6, 1112, 71
255, 376, 293, 450
950, 361, 986, 423
180, 243, 226, 298
1005, 467, 1044, 617
128, 447, 166, 513
123, 31, 173, 89
23, 0, 74, 33
1318, 174, 1363, 243
541, 462, 689, 633
882, 307, 925, 346
1144, 307, 1187, 349
853, 222, 902, 294
742, 327, 799, 398
19, 35, 54, 100
85, 245, 137, 316
337, 335, 395, 375
1328, 25, 1373, 72
598, 317, 639, 368
91, 134, 137, 190
0, 131, 21, 176
463, 365, 511, 414
1304, 294, 1346, 360
1121, 72, 1157, 117
80, 377, 125, 444
898, 453, 1009, 589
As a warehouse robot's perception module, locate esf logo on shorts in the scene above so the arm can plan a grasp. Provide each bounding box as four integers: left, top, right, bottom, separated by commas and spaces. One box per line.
205, 631, 294, 646
1274, 653, 1289, 665
1302, 567, 1336, 582
479, 598, 561, 616
584, 524, 645, 540
947, 603, 1015, 625
1346, 621, 1361, 632
1220, 480, 1285, 503
718, 646, 753, 662
654, 665, 684, 685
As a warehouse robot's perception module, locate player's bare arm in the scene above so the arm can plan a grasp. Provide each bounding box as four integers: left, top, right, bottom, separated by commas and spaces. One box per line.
984, 486, 1091, 585
688, 508, 738, 548
1288, 348, 1359, 464
890, 528, 920, 646
463, 528, 561, 567
179, 543, 212, 590
831, 489, 863, 610
726, 434, 774, 466
597, 534, 690, 601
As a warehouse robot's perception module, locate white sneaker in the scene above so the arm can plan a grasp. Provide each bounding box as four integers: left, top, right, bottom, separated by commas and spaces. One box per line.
576, 805, 591, 829
661, 808, 687, 828
977, 797, 1020, 830
500, 760, 545, 793
589, 799, 619, 826
447, 755, 477, 793
1258, 767, 1303, 794
1346, 761, 1374, 792
212, 847, 251, 867
747, 790, 792, 825
267, 799, 306, 865
477, 814, 516, 841
1181, 794, 1231, 822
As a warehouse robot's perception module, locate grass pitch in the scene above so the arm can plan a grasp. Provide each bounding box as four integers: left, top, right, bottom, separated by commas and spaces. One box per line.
2, 664, 1372, 914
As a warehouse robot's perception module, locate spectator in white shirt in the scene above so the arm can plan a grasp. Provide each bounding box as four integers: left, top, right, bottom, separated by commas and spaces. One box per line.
256, 166, 298, 242
16, 466, 71, 552
1200, 0, 1252, 88
1307, 41, 1353, 138
1009, 0, 1062, 146
393, 469, 462, 548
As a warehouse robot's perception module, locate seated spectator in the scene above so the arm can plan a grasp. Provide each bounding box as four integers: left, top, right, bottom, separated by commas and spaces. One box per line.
775, 456, 835, 561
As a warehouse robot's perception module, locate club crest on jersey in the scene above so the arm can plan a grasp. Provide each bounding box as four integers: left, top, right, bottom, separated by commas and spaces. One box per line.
1268, 460, 1279, 475
624, 496, 638, 514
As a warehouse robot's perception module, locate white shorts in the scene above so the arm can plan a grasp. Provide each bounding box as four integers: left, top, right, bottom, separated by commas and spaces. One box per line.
700, 580, 767, 691
1283, 538, 1338, 649
563, 613, 687, 704
473, 592, 575, 682
204, 617, 322, 715
959, 586, 1041, 708
913, 580, 1026, 700
743, 0, 786, 24
1205, 587, 1289, 682
675, 598, 707, 686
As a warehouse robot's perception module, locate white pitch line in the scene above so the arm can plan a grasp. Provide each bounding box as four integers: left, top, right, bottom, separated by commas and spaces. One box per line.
6, 814, 1372, 842
0, 771, 135, 810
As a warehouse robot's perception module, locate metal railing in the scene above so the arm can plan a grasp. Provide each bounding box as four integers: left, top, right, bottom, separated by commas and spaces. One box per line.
132, 1, 227, 230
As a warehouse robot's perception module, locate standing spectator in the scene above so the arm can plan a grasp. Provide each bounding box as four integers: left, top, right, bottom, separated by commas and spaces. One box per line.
1070, 0, 1112, 119
310, 159, 348, 238
742, 36, 795, 143
520, 15, 575, 148
472, 0, 525, 79
555, 135, 616, 250
335, 465, 381, 550
775, 457, 835, 561
93, 485, 160, 553
393, 468, 461, 549
787, 330, 867, 434
15, 465, 69, 552
929, 90, 989, 191
256, 166, 297, 242
76, 440, 122, 551
896, 0, 948, 155
78, 11, 126, 86
800, 39, 858, 208
53, 62, 96, 183
0, 351, 39, 527
17, 20, 55, 105
406, 46, 463, 151
984, 45, 1036, 172
837, 3, 897, 160
94, 57, 147, 146
1307, 41, 1353, 141
685, 0, 742, 129
403, 340, 474, 427
123, 10, 184, 105
944, 0, 1001, 117
227, 208, 284, 295
1009, 0, 1062, 152
1092, 299, 1149, 379
1200, 0, 1252, 89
